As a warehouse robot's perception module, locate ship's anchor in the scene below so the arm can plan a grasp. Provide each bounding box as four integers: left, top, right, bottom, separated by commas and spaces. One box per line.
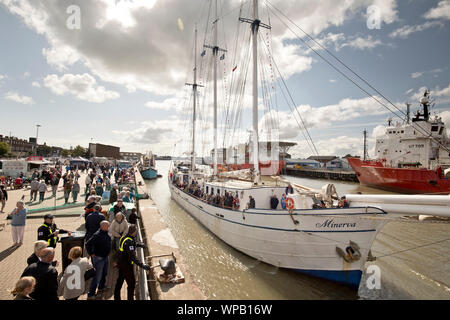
336, 241, 361, 263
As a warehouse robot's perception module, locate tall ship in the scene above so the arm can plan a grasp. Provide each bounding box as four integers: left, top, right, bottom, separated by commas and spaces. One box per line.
168, 0, 450, 290
348, 90, 450, 194
139, 152, 158, 180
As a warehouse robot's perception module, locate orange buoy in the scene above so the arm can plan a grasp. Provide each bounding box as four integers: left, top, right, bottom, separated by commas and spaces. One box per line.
286, 197, 295, 211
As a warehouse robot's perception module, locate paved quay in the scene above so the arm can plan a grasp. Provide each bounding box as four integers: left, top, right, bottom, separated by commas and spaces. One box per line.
2, 171, 94, 215
0, 170, 128, 300
1, 168, 204, 300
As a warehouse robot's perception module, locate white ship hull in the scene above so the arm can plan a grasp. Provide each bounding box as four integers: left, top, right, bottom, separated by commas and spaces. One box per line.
169, 182, 387, 288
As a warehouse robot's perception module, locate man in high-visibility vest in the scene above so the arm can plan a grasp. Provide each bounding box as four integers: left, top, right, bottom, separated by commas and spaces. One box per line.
37, 214, 70, 248
114, 224, 150, 300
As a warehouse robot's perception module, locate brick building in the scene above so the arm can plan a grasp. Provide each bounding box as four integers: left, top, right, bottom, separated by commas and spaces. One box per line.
88, 143, 121, 159
0, 134, 34, 157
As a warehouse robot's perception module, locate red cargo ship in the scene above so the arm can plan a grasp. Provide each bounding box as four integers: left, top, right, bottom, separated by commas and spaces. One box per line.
347, 158, 449, 194
348, 90, 450, 194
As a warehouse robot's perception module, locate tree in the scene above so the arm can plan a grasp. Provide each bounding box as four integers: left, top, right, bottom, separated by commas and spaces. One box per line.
61, 149, 71, 157
37, 145, 52, 157
0, 142, 11, 157
72, 145, 86, 157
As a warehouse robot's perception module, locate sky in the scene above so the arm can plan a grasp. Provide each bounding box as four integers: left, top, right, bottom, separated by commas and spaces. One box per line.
0, 0, 449, 159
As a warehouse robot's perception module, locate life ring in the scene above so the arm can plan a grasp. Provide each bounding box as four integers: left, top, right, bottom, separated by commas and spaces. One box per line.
286, 197, 295, 210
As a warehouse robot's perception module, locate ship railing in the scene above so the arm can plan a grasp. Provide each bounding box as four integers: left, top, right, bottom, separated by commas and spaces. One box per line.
135, 217, 151, 300
174, 183, 239, 210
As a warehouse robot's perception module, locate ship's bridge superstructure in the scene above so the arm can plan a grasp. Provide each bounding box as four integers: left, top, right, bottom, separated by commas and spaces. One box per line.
375, 91, 450, 170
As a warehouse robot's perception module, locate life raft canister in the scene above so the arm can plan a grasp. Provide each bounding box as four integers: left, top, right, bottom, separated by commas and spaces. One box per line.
286, 197, 295, 210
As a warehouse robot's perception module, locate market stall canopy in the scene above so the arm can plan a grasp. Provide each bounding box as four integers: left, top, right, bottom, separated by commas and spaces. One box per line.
26, 156, 52, 165
70, 156, 90, 163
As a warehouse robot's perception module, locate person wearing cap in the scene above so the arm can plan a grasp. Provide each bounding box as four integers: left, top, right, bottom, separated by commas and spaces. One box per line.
37, 214, 70, 248
85, 204, 105, 242
114, 224, 149, 300
84, 196, 97, 221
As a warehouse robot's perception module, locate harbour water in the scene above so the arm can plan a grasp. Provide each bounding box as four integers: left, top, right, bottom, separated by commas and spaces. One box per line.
146, 161, 450, 300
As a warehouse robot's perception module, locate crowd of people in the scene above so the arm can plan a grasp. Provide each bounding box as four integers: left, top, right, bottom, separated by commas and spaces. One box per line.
172, 173, 351, 211
7, 163, 150, 301
172, 173, 302, 211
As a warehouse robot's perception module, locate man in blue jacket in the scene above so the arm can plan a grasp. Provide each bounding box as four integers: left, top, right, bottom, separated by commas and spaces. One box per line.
85, 204, 105, 241
85, 220, 111, 300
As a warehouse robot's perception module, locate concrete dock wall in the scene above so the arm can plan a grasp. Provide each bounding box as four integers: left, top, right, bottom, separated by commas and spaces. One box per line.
285, 167, 358, 182
135, 170, 205, 300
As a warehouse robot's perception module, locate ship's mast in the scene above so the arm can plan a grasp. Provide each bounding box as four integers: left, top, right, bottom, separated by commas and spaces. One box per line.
186, 27, 203, 176
251, 0, 260, 183
363, 129, 368, 161
192, 28, 198, 174
204, 0, 226, 178
240, 0, 270, 183
213, 0, 218, 177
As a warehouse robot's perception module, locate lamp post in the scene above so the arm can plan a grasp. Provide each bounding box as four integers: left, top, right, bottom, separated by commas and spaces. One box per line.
35, 124, 41, 156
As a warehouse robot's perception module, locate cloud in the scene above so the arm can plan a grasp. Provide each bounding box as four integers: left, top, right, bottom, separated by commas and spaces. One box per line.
4, 91, 34, 105
411, 72, 423, 79
145, 91, 189, 112
113, 118, 185, 154
43, 73, 120, 103
434, 84, 450, 97
340, 35, 383, 50
424, 0, 450, 20
440, 110, 450, 135
0, 74, 6, 86
309, 33, 384, 53
32, 81, 41, 87
289, 135, 368, 158
389, 21, 444, 38
371, 125, 386, 138
42, 45, 81, 72
259, 96, 389, 141
0, 0, 398, 96
410, 84, 450, 99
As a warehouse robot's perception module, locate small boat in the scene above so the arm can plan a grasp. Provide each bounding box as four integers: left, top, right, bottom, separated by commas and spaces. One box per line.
139, 152, 158, 180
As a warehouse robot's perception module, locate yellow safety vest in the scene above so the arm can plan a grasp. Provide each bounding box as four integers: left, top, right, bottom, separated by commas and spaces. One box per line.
119, 236, 134, 264
42, 223, 57, 246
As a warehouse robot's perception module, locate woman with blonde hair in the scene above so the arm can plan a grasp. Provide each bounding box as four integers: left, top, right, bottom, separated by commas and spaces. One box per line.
11, 276, 35, 300
59, 246, 93, 300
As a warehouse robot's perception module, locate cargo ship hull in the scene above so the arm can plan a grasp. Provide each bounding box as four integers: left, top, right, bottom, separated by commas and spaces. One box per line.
347, 158, 450, 194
